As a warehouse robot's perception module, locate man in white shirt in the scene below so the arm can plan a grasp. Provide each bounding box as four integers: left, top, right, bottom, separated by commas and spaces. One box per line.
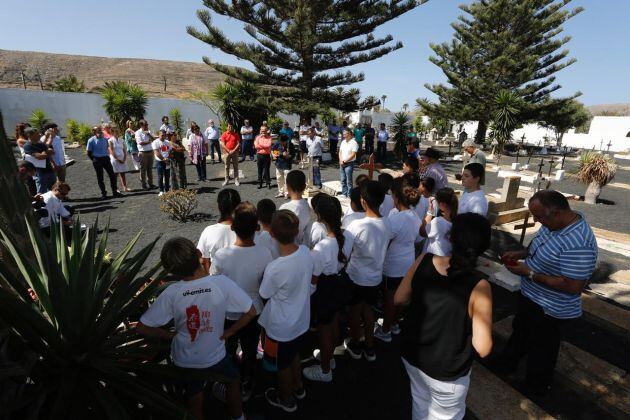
306, 127, 323, 188
240, 120, 255, 162
205, 119, 222, 163
39, 181, 73, 229
339, 128, 359, 197
376, 123, 389, 163
135, 119, 156, 190
42, 123, 67, 182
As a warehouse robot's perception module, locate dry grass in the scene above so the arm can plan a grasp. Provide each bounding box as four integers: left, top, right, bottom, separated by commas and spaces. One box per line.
159, 189, 199, 222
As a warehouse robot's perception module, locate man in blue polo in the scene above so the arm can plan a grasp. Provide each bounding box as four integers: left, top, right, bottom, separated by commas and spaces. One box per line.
501, 189, 597, 395
87, 126, 121, 199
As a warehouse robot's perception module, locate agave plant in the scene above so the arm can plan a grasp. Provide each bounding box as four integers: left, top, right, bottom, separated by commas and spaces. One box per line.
0, 218, 228, 418
390, 111, 411, 159
573, 152, 617, 204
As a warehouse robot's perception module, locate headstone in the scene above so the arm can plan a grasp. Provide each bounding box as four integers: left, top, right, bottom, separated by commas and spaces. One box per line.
555, 170, 566, 181
511, 162, 521, 171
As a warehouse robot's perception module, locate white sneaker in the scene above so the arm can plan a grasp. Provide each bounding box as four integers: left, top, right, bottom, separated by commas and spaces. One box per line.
373, 324, 392, 343
303, 364, 332, 383
235, 179, 240, 186
222, 179, 228, 186
158, 191, 164, 197
312, 349, 336, 370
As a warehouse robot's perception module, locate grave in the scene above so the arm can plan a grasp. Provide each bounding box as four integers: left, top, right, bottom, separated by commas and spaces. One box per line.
487, 176, 529, 225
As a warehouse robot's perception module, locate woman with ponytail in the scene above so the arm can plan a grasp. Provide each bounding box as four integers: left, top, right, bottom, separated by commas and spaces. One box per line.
420, 187, 458, 257
303, 195, 353, 383
395, 213, 493, 419
374, 177, 423, 343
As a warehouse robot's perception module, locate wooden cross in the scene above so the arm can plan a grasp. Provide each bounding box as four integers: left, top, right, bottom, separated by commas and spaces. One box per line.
514, 212, 535, 245
358, 153, 384, 180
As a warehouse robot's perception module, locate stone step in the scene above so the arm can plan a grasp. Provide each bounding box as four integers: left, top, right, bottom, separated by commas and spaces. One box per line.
494, 316, 630, 419
467, 362, 555, 420
582, 291, 630, 334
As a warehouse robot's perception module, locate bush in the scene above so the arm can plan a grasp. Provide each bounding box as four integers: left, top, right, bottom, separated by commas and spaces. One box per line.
267, 115, 283, 134
100, 80, 147, 130
159, 189, 199, 222
28, 108, 50, 132
169, 108, 184, 138
66, 119, 92, 146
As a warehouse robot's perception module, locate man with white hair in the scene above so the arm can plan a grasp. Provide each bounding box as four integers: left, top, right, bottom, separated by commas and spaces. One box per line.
462, 139, 487, 168
205, 119, 222, 163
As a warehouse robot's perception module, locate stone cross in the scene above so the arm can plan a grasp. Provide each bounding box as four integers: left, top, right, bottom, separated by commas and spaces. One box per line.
359, 153, 384, 180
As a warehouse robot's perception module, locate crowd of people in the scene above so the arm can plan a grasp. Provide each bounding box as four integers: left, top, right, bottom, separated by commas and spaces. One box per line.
13, 116, 598, 420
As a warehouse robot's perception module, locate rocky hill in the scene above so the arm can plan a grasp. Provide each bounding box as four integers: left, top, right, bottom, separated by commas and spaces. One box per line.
0, 49, 224, 98
587, 103, 630, 116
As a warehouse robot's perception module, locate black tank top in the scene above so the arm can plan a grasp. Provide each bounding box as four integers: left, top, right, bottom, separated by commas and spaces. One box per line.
400, 253, 484, 381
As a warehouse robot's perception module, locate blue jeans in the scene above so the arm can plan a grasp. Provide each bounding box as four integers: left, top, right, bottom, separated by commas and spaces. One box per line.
240, 139, 254, 160
209, 139, 222, 162
339, 162, 354, 197
156, 161, 171, 192
34, 170, 56, 194
312, 156, 322, 187
194, 155, 207, 181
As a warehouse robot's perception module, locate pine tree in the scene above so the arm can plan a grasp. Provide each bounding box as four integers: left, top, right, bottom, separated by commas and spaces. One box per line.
420, 0, 583, 143
187, 0, 424, 121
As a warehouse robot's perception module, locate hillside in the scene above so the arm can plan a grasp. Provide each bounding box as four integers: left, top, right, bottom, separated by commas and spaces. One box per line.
0, 49, 224, 98
587, 103, 630, 116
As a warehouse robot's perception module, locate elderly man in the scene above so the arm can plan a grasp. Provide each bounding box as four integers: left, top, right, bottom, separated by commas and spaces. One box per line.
501, 190, 597, 395
420, 147, 448, 191
240, 119, 255, 162
204, 119, 222, 163
462, 139, 487, 167
221, 122, 241, 186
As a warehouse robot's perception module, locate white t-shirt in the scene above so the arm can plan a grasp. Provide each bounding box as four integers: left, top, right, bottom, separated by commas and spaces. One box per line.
279, 199, 312, 244
414, 196, 430, 220
152, 139, 172, 163
307, 136, 323, 156
346, 217, 391, 286
423, 217, 453, 256
304, 221, 328, 249
135, 129, 154, 152
384, 209, 422, 277
139, 275, 252, 368
311, 231, 354, 276
379, 193, 394, 217
240, 125, 254, 140
39, 191, 71, 228
458, 190, 488, 217
160, 123, 175, 134
339, 139, 359, 163
254, 230, 280, 259
342, 211, 365, 229
258, 245, 314, 341
210, 244, 273, 319
197, 223, 236, 261
299, 125, 310, 142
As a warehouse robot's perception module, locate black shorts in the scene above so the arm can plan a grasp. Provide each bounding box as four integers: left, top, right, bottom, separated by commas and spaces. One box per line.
300, 141, 308, 152
384, 276, 404, 291
177, 354, 238, 397
348, 282, 380, 306
312, 273, 345, 325
261, 331, 305, 372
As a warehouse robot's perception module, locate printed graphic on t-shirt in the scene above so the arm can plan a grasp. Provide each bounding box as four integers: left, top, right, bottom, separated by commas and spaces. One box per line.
185, 304, 214, 342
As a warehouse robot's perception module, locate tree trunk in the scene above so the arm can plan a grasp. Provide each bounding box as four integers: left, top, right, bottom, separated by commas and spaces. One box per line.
475, 120, 488, 144
584, 181, 602, 204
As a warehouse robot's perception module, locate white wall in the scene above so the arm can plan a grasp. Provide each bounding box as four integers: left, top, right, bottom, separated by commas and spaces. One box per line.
0, 88, 219, 135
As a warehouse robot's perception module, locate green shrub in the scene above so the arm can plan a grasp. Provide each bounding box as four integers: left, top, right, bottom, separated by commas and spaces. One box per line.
169, 108, 184, 138
28, 108, 50, 132
267, 115, 283, 134
66, 119, 93, 146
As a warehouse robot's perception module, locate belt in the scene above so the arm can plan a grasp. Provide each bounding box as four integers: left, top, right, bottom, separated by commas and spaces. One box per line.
139, 150, 153, 153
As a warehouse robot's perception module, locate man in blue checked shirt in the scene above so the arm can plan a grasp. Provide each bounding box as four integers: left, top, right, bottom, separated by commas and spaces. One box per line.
499, 190, 597, 395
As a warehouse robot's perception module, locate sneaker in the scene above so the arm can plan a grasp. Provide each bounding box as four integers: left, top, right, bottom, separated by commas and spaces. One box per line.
293, 387, 306, 400
158, 191, 164, 197
391, 323, 401, 335
212, 382, 226, 403
344, 338, 362, 360
363, 346, 376, 362
222, 180, 228, 186
264, 388, 297, 413
373, 324, 392, 343
303, 365, 332, 383
312, 349, 336, 370
234, 179, 240, 186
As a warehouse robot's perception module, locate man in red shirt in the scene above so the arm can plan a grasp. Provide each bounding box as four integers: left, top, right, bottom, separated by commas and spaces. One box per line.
221, 122, 241, 186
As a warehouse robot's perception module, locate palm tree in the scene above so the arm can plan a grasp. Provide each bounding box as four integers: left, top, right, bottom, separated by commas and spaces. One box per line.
381, 95, 387, 111
48, 75, 86, 93
28, 108, 50, 132
390, 111, 411, 159
489, 90, 522, 163
100, 81, 147, 129
574, 152, 617, 204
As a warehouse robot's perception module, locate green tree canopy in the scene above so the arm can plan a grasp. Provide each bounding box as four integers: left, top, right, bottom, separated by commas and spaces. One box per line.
187, 0, 424, 120
538, 99, 591, 146
100, 81, 147, 130
420, 0, 582, 143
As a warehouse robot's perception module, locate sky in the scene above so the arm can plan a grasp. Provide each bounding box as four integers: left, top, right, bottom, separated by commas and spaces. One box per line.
1, 0, 629, 110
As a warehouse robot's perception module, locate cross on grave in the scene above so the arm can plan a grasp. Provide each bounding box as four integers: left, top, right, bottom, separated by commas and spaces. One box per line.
560, 148, 569, 169
514, 211, 535, 245
358, 153, 384, 180
534, 158, 546, 192
607, 140, 613, 152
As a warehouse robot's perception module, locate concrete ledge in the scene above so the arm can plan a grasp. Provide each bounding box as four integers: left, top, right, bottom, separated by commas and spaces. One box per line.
582, 293, 630, 335
467, 362, 555, 420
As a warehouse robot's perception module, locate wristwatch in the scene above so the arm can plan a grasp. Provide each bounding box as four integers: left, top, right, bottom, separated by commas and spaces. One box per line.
528, 270, 536, 281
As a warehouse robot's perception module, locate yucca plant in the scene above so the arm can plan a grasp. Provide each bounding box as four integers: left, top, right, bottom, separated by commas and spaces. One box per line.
169, 108, 185, 138
0, 219, 227, 418
390, 112, 411, 159
573, 152, 617, 204
489, 90, 523, 165
28, 109, 50, 133
49, 74, 86, 93
100, 81, 148, 130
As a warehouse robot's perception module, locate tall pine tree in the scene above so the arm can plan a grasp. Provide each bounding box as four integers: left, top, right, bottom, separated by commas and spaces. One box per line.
421, 0, 583, 143
187, 0, 424, 121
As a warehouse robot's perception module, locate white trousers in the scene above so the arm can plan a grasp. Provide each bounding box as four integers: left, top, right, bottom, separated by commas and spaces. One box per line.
402, 358, 470, 420
276, 168, 290, 195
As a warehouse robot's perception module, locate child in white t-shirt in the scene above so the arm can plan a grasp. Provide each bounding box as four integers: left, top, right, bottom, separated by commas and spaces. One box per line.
303, 193, 329, 248
279, 170, 311, 244
342, 186, 366, 228
421, 187, 458, 256
378, 173, 395, 217
152, 129, 172, 195
259, 210, 314, 413
197, 188, 241, 271
345, 181, 391, 362
210, 202, 273, 400
375, 176, 422, 343
137, 237, 255, 420
255, 198, 280, 259
458, 163, 488, 216
303, 195, 353, 383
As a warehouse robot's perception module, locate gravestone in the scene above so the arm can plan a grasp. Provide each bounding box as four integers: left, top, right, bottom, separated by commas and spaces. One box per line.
487, 176, 529, 224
